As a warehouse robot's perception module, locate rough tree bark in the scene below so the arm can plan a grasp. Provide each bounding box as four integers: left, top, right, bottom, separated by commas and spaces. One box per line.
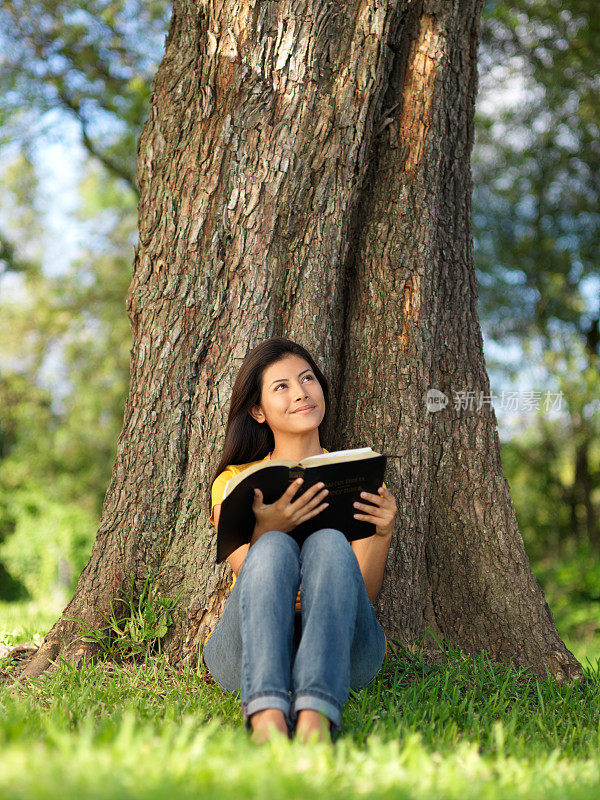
19, 0, 583, 683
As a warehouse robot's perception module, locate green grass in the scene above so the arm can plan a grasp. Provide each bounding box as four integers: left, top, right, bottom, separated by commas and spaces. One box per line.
0, 596, 65, 648
2, 600, 600, 799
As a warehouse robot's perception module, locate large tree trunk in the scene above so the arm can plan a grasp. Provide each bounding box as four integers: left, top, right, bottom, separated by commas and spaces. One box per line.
20, 0, 583, 683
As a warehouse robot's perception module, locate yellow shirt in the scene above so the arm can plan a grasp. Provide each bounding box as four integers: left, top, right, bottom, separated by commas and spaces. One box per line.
210, 448, 331, 610
205, 448, 387, 657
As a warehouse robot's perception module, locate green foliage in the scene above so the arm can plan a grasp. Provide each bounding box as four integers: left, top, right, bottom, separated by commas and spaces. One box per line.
474, 0, 600, 556
0, 153, 44, 278
498, 338, 600, 557
501, 420, 575, 558
0, 596, 63, 647
533, 541, 600, 642
0, 0, 171, 189
0, 483, 96, 601
64, 575, 183, 663
0, 5, 160, 598
475, 2, 598, 349
476, 0, 599, 350
0, 563, 28, 602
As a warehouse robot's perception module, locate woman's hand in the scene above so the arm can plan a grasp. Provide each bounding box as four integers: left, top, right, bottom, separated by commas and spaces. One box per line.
353, 485, 397, 537
251, 478, 330, 544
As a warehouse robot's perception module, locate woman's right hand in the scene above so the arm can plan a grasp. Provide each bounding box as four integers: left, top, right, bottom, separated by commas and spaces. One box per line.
250, 478, 329, 543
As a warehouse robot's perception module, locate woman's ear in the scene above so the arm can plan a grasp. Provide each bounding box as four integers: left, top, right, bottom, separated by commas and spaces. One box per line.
248, 405, 265, 424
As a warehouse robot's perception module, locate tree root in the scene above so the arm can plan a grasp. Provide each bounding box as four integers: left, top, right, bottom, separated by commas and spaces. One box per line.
9, 634, 101, 683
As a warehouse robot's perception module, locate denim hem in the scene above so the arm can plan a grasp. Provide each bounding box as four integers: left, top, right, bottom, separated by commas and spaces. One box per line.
243, 692, 293, 733
290, 691, 342, 731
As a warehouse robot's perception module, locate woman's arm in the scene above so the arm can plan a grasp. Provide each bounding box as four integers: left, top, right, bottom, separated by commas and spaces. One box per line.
350, 486, 396, 603
213, 504, 249, 576
351, 532, 393, 604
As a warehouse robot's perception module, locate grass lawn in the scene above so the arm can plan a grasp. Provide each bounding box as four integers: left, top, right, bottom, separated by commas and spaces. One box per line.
1, 599, 600, 800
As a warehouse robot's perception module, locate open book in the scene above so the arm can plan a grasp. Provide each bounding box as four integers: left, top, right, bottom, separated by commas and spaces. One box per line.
215, 447, 387, 563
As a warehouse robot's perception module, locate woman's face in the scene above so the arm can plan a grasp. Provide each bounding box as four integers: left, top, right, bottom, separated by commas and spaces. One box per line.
249, 353, 325, 434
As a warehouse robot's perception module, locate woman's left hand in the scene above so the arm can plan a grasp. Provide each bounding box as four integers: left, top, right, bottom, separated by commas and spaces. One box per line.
353, 486, 397, 537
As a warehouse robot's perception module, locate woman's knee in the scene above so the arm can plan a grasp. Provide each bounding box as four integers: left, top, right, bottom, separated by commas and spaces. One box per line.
242, 529, 300, 580
300, 528, 361, 587
302, 528, 355, 566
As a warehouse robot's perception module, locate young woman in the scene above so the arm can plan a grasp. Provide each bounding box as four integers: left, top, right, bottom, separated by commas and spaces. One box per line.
203, 337, 397, 744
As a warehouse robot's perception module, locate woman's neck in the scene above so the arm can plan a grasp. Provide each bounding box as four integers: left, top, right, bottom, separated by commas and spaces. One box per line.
271, 434, 323, 463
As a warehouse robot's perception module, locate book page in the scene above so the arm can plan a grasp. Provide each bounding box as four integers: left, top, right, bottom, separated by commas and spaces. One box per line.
221, 457, 298, 499
221, 448, 380, 499
300, 447, 375, 464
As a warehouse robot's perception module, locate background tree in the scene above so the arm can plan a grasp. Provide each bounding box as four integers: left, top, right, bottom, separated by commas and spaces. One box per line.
474, 0, 600, 554
0, 0, 170, 599
8, 0, 585, 683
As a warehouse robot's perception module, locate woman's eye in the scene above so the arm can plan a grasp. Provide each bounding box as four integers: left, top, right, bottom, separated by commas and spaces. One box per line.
275, 374, 313, 390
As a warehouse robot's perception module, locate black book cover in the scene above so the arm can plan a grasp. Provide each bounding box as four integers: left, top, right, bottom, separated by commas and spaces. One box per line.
216, 453, 387, 563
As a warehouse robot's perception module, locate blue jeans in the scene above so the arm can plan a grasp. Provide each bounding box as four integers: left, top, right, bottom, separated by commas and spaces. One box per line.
202, 528, 386, 734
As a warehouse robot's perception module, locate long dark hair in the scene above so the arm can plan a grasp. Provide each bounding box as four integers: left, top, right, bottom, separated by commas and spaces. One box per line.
206, 337, 331, 517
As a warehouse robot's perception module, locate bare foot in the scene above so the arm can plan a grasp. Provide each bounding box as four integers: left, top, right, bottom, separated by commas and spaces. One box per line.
294, 709, 333, 745
249, 708, 289, 744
